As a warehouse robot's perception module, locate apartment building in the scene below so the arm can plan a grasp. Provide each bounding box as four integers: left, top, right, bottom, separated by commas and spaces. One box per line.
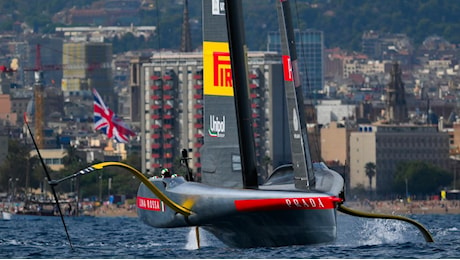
349, 124, 449, 194
132, 51, 288, 180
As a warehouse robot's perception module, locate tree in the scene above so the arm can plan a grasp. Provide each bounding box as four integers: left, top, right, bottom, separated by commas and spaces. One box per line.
62, 145, 84, 167
0, 139, 41, 193
364, 162, 376, 191
393, 161, 452, 196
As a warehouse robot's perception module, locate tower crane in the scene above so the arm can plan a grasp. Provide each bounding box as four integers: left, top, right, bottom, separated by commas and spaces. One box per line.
26, 44, 62, 149
20, 43, 111, 148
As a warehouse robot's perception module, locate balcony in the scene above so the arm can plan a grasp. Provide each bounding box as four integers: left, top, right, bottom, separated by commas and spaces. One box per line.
164, 143, 173, 149
163, 84, 172, 91
163, 95, 173, 100
193, 114, 203, 119
163, 114, 173, 119
249, 83, 258, 89
164, 133, 173, 139
194, 162, 202, 168
194, 133, 203, 138
193, 84, 202, 89
151, 104, 161, 110
193, 93, 202, 99
152, 114, 161, 120
152, 133, 160, 139
150, 75, 160, 80
194, 142, 203, 148
152, 143, 160, 149
194, 123, 203, 128
193, 74, 202, 80
152, 95, 161, 100
163, 75, 172, 80
194, 103, 203, 109
151, 85, 160, 90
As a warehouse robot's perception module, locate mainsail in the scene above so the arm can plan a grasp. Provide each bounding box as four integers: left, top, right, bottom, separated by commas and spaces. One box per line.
200, 0, 244, 188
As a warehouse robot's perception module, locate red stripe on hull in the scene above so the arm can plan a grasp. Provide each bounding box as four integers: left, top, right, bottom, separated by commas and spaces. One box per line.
234, 196, 341, 211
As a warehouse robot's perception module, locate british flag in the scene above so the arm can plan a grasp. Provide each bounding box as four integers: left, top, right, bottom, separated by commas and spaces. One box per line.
93, 88, 135, 143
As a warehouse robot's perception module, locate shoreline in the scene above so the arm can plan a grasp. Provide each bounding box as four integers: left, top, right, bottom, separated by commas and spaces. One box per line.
89, 199, 460, 218
91, 204, 137, 218
343, 199, 460, 215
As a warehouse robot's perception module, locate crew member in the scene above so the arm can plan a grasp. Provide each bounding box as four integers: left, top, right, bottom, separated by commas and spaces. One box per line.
161, 168, 177, 178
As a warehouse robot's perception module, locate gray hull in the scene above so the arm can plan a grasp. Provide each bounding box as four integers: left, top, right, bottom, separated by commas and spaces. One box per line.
201, 205, 337, 247
137, 164, 342, 248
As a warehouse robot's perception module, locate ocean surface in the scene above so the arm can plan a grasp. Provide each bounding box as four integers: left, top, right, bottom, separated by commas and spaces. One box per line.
0, 212, 459, 259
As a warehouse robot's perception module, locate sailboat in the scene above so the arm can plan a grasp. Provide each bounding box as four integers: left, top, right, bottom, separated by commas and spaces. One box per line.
25, 0, 433, 249
133, 0, 433, 247
135, 0, 345, 247
1, 211, 12, 221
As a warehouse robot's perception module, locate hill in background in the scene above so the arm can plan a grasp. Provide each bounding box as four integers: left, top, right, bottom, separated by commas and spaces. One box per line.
1, 0, 459, 52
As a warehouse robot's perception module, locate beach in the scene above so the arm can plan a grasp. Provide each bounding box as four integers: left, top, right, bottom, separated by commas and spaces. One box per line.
345, 199, 460, 215
90, 199, 460, 218
92, 203, 138, 217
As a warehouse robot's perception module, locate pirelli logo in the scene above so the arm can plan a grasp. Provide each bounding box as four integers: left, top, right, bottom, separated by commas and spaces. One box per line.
204, 41, 234, 96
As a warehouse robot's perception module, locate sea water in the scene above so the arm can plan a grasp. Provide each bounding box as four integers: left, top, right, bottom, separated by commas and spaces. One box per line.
0, 213, 459, 258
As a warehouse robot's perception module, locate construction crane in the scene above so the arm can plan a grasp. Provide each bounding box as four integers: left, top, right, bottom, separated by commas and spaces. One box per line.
27, 44, 60, 149
22, 44, 111, 148
0, 44, 57, 148
33, 67, 45, 149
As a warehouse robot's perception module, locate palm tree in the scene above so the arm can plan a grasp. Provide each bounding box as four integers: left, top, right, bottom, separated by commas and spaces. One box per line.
364, 162, 376, 191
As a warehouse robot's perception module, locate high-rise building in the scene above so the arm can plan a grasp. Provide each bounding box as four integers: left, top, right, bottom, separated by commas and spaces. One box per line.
62, 42, 114, 110
267, 29, 324, 98
133, 51, 288, 180
361, 30, 381, 60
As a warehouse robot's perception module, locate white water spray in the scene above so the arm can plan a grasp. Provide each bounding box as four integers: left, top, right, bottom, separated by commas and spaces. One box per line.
185, 227, 208, 250
358, 218, 410, 245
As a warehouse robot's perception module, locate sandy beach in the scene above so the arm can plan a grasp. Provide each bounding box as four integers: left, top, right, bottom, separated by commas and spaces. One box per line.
344, 199, 460, 215
91, 204, 138, 218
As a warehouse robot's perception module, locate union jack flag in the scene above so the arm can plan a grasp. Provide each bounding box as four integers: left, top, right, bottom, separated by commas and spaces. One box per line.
93, 88, 135, 143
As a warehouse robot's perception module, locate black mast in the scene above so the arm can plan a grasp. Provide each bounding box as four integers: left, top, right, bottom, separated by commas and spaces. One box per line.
223, 0, 258, 189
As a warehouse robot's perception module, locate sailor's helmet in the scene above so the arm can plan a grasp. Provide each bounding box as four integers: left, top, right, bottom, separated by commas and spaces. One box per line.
161, 168, 171, 177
